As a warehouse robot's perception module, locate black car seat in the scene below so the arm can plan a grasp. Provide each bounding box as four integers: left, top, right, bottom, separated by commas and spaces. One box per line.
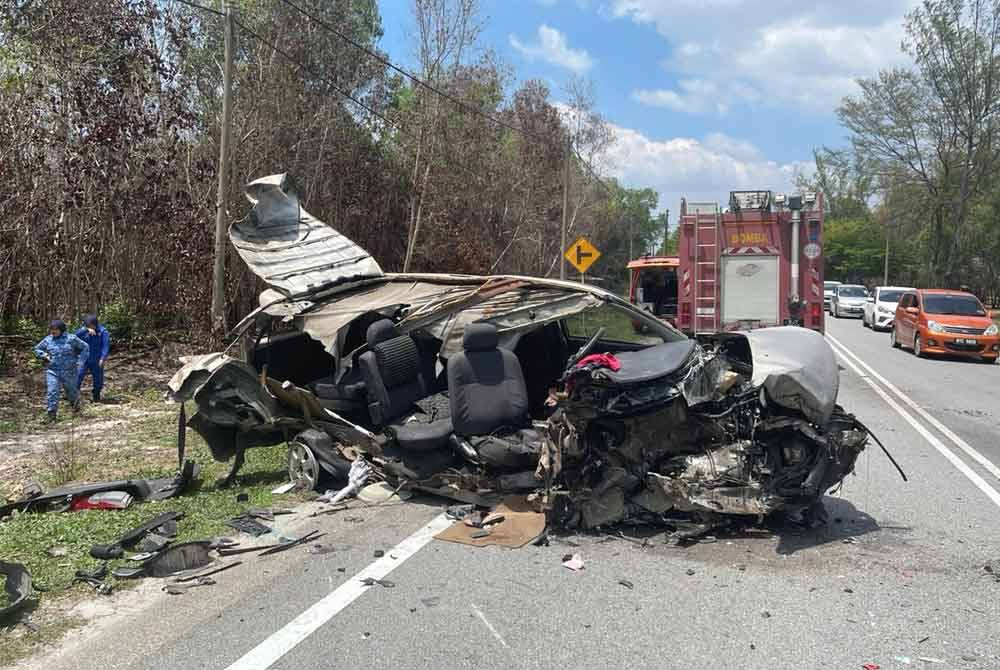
358, 319, 452, 452
447, 322, 542, 470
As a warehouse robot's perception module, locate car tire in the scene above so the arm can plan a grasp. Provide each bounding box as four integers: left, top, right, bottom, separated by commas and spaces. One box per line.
890, 327, 901, 348
914, 334, 926, 358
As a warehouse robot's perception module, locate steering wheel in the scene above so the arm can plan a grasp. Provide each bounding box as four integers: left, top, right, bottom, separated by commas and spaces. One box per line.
565, 327, 606, 370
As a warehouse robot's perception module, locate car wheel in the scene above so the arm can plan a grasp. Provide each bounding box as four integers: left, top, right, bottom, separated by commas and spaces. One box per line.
914, 334, 925, 358
890, 327, 901, 348
287, 440, 320, 490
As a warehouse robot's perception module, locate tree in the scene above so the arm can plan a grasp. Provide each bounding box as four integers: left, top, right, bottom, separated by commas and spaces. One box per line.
837, 0, 1000, 284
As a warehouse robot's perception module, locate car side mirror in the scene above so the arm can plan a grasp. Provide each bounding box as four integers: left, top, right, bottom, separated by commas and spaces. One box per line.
906, 307, 919, 315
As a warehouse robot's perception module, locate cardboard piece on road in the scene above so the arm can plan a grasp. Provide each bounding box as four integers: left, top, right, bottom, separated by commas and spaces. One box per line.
435, 496, 545, 549
357, 481, 412, 505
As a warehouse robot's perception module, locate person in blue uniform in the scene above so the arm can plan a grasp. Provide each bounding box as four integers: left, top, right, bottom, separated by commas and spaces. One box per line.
76, 314, 110, 402
34, 320, 89, 422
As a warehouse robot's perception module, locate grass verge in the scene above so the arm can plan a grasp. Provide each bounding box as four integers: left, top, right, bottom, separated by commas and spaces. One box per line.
0, 402, 308, 667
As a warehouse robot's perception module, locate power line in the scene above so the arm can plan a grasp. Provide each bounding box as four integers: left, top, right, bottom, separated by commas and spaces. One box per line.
174, 0, 224, 19
234, 19, 496, 188
274, 0, 550, 143
233, 17, 398, 132
178, 0, 620, 200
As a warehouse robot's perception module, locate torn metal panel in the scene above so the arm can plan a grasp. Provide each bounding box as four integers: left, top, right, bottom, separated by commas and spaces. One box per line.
234, 173, 383, 297
297, 280, 470, 352
0, 562, 32, 618
420, 287, 603, 357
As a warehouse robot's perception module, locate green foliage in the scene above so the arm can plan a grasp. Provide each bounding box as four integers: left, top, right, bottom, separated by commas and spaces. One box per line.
3, 316, 47, 341
824, 217, 885, 283
98, 296, 138, 341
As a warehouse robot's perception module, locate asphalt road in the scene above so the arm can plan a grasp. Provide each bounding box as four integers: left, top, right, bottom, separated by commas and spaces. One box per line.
23, 317, 1000, 670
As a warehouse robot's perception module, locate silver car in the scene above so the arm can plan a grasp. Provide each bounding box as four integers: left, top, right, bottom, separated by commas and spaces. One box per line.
831, 284, 868, 318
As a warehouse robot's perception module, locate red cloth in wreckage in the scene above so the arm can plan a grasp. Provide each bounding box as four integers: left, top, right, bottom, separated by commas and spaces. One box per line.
574, 353, 621, 372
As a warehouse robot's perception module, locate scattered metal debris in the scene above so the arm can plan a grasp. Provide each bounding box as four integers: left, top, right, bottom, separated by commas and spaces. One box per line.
359, 577, 395, 588
0, 562, 33, 618
225, 516, 272, 537
72, 564, 112, 595
143, 541, 213, 578
0, 462, 198, 519
258, 531, 324, 556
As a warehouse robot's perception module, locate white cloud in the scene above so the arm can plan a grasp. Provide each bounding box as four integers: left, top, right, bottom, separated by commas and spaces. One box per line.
509, 25, 595, 74
612, 0, 917, 112
633, 79, 741, 115
601, 124, 810, 214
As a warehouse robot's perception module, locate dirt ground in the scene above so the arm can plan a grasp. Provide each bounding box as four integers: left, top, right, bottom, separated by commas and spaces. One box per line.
0, 341, 191, 497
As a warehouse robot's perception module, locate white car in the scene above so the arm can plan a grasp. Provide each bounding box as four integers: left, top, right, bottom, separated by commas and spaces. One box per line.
862, 286, 914, 331
824, 280, 842, 312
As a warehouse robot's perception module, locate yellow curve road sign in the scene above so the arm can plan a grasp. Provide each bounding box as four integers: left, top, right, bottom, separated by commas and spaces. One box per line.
564, 236, 601, 274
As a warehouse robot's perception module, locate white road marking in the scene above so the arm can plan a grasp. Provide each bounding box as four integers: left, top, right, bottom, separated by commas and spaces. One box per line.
826, 336, 1000, 509
471, 603, 509, 649
224, 513, 453, 670
827, 333, 1000, 482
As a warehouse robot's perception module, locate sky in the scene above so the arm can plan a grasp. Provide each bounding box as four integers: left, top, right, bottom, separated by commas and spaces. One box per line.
376, 0, 919, 217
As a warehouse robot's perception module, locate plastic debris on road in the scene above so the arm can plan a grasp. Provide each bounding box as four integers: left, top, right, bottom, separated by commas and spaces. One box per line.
317, 459, 371, 505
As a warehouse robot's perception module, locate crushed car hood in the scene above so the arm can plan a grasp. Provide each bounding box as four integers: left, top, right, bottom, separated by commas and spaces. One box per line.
233, 173, 384, 297
739, 326, 838, 426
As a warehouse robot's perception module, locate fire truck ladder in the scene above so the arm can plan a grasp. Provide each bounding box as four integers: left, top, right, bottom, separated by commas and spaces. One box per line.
692, 202, 720, 334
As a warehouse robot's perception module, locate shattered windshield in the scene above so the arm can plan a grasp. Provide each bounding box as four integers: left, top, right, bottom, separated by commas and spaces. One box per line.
564, 303, 673, 345
923, 294, 986, 316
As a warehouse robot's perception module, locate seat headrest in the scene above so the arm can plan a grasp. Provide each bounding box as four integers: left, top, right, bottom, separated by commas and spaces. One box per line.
463, 323, 499, 351
366, 319, 399, 346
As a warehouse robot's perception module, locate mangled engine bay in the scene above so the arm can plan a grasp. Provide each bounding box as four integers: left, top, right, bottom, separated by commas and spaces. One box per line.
169, 173, 876, 531
543, 328, 868, 528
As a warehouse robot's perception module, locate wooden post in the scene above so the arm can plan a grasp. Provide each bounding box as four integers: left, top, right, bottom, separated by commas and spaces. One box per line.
211, 0, 234, 333
560, 135, 571, 280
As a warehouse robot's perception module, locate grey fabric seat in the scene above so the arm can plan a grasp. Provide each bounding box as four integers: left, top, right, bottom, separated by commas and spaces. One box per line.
358, 320, 452, 452
447, 323, 542, 471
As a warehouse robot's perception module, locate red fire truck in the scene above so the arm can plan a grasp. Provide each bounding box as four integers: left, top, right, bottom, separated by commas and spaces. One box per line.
672, 190, 825, 335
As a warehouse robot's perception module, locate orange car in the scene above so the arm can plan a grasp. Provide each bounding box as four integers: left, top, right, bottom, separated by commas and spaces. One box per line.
891, 289, 999, 363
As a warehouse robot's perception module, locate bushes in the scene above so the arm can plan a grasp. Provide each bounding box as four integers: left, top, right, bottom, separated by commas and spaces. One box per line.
98, 296, 138, 342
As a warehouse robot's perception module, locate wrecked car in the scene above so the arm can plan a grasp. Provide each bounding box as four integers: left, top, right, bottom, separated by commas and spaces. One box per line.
168, 173, 874, 529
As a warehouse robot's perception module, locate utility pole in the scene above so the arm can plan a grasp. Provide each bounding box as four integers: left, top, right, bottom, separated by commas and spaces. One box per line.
662, 208, 670, 254
211, 0, 235, 333
883, 226, 890, 286
628, 217, 633, 261
560, 135, 571, 280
